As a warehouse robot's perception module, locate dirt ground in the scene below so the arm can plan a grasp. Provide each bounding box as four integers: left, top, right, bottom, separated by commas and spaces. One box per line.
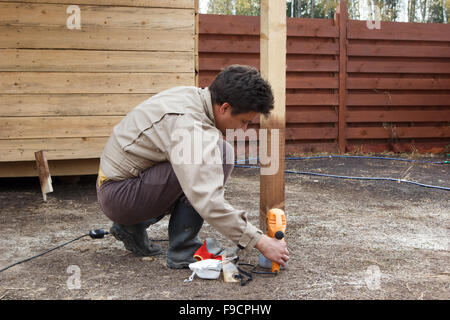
0, 154, 449, 300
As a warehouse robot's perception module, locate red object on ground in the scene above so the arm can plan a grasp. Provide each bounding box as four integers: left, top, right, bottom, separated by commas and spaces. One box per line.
193, 240, 223, 261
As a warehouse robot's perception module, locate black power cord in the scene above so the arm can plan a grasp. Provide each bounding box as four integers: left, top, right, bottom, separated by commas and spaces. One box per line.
0, 229, 109, 273
234, 256, 280, 286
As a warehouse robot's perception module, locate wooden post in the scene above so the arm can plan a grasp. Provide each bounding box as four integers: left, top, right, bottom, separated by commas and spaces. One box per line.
195, 0, 199, 87
259, 0, 286, 232
334, 0, 348, 154
35, 150, 53, 201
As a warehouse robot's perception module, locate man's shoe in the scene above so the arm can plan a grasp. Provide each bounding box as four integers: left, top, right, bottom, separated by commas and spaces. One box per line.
110, 219, 162, 256
166, 199, 204, 269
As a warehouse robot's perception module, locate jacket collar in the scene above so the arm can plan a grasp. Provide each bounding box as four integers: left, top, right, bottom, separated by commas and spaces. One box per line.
199, 87, 215, 126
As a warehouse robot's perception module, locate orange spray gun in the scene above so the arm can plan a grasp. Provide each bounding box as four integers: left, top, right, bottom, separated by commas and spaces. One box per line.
258, 208, 287, 273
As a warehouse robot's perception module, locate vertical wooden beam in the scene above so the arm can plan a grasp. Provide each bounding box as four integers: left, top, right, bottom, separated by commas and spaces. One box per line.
335, 0, 348, 154
259, 0, 286, 232
194, 0, 199, 87
35, 150, 53, 201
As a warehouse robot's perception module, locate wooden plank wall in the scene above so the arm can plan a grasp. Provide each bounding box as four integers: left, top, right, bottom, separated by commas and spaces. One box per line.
198, 12, 450, 155
0, 0, 196, 177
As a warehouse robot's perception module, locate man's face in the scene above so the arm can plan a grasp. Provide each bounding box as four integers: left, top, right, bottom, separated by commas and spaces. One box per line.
213, 103, 259, 136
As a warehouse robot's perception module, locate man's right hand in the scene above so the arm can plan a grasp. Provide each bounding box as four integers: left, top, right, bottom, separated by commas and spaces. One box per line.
254, 234, 289, 267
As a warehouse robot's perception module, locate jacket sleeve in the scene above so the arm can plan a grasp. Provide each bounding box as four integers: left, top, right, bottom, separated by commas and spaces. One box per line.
149, 113, 263, 249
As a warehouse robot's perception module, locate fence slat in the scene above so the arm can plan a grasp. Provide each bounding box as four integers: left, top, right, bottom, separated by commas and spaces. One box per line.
348, 44, 450, 58
199, 14, 338, 38
287, 93, 338, 106
199, 36, 339, 55
347, 76, 450, 90
347, 126, 450, 139
286, 127, 338, 140
348, 20, 450, 42
347, 93, 450, 106
199, 72, 338, 89
348, 59, 450, 74
200, 55, 338, 72
347, 109, 450, 122
252, 109, 338, 124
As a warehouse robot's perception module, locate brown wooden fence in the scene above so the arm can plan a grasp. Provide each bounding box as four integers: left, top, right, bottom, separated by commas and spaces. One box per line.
198, 2, 450, 155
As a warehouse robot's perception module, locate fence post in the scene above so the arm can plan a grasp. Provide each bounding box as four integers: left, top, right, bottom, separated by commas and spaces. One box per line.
259, 0, 286, 233
334, 0, 348, 153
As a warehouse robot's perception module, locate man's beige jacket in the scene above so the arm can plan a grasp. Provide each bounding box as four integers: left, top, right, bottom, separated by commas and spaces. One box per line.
100, 86, 262, 249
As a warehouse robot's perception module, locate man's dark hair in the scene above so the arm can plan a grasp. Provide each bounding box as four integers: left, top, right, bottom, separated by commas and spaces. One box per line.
209, 65, 274, 117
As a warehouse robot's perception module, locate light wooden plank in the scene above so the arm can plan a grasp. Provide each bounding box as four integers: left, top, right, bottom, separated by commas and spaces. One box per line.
0, 158, 100, 177
0, 27, 194, 51
0, 3, 194, 29
259, 0, 286, 231
0, 49, 194, 72
0, 116, 123, 139
0, 94, 150, 117
0, 0, 195, 9
0, 72, 195, 93
0, 137, 108, 161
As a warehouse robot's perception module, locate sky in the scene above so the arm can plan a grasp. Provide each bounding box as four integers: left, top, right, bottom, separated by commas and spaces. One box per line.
199, 0, 208, 14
